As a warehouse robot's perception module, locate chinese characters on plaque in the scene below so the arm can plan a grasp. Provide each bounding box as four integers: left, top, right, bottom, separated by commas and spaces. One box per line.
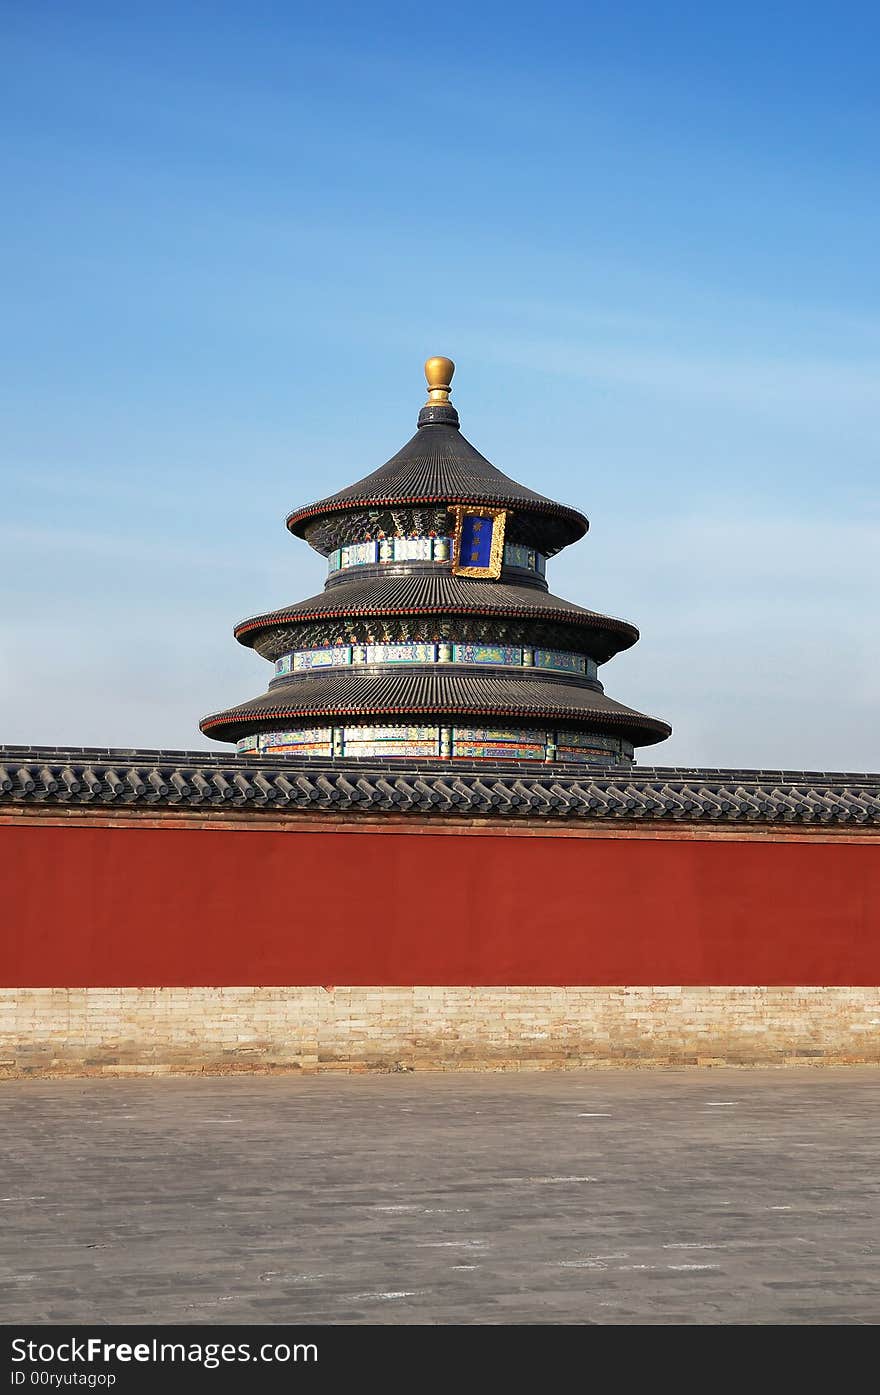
450, 506, 509, 579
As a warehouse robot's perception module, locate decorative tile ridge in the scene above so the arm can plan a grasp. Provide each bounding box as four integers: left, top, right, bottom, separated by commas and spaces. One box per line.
1, 748, 879, 823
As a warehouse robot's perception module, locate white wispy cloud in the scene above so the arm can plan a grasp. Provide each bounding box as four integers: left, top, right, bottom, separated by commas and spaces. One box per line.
473, 333, 880, 418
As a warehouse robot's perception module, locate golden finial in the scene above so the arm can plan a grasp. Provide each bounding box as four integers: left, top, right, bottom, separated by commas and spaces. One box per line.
424, 356, 455, 405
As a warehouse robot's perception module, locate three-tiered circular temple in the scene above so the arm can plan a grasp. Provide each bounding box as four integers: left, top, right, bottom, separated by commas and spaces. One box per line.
200, 358, 670, 764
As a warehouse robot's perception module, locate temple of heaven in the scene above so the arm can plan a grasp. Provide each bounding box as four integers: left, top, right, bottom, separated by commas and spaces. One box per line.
5, 355, 880, 1080
200, 357, 671, 765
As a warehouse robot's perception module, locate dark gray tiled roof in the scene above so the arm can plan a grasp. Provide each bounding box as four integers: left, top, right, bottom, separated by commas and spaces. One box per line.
285, 423, 588, 547
199, 669, 670, 745
2, 747, 879, 825
235, 572, 639, 660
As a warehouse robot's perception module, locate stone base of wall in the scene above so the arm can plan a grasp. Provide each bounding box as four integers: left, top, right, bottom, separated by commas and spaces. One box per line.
2, 987, 880, 1075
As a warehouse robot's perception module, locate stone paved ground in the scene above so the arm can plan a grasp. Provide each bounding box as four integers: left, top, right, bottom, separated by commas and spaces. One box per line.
1, 1069, 878, 1325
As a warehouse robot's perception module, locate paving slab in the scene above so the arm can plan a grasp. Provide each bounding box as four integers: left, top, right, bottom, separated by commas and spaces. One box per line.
1, 1068, 878, 1324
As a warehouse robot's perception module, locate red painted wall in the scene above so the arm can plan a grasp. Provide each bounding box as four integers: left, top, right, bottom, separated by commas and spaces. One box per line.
2, 822, 878, 987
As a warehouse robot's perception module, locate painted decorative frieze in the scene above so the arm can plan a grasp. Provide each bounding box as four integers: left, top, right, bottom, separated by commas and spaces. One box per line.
364, 644, 437, 665
326, 534, 547, 577
343, 740, 440, 757
533, 649, 589, 676
555, 730, 629, 762
340, 541, 378, 569
503, 542, 545, 574
558, 730, 619, 748
273, 643, 594, 677
236, 723, 633, 764
254, 728, 334, 755
454, 725, 547, 744
453, 741, 547, 759
345, 725, 439, 742
393, 537, 434, 562
452, 644, 523, 666
290, 647, 352, 672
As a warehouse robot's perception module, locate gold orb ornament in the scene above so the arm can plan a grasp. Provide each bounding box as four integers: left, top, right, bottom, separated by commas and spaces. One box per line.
424, 355, 455, 404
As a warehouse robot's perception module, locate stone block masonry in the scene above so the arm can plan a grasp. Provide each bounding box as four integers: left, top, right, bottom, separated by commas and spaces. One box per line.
2, 986, 880, 1075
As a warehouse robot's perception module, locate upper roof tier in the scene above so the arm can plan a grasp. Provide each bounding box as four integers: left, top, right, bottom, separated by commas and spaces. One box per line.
286, 358, 589, 557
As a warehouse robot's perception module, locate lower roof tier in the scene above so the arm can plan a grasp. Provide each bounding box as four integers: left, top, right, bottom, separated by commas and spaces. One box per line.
200, 667, 671, 746
235, 571, 639, 664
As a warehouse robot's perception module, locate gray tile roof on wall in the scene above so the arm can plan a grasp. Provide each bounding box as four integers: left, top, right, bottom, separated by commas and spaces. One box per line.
2, 747, 879, 826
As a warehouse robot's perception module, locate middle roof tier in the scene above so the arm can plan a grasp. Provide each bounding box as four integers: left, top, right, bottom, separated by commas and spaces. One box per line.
234, 570, 640, 665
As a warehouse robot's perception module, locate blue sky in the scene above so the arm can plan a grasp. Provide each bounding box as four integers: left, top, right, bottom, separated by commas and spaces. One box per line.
3, 1, 878, 767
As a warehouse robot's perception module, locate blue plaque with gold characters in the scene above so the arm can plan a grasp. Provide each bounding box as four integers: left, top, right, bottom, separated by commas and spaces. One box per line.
451, 505, 509, 579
